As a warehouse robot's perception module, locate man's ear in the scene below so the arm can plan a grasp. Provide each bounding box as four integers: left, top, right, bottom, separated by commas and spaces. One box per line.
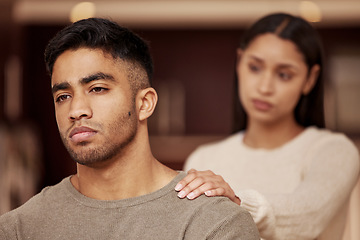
302, 64, 320, 95
137, 87, 158, 121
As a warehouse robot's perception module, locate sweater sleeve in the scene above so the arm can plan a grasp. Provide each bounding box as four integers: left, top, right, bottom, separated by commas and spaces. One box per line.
237, 189, 277, 239
0, 229, 6, 240
239, 134, 359, 240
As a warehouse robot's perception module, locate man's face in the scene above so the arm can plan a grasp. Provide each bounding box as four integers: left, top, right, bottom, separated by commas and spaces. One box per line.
51, 47, 138, 166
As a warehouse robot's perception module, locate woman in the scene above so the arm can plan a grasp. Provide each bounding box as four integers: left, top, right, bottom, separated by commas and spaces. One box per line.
175, 13, 359, 239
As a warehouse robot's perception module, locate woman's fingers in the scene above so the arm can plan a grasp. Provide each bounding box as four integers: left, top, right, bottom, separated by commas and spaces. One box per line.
175, 169, 214, 191
175, 170, 237, 201
176, 172, 212, 198
185, 181, 220, 199
177, 178, 203, 198
175, 170, 241, 205
175, 169, 200, 192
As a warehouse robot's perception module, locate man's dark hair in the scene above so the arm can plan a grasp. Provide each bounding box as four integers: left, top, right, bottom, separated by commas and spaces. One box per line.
44, 18, 153, 91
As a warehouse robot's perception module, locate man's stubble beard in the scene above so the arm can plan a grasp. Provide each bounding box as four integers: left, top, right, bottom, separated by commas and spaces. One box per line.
60, 107, 138, 167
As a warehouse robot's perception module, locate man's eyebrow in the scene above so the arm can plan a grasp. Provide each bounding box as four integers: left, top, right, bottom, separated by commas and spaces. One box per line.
52, 82, 71, 94
51, 72, 115, 94
80, 72, 115, 85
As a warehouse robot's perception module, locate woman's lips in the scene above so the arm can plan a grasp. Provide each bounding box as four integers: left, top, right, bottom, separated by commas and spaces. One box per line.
69, 126, 97, 143
252, 99, 273, 111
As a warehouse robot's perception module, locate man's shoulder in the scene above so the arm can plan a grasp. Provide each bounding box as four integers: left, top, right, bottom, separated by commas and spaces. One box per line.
163, 172, 253, 220
185, 194, 252, 220
165, 174, 259, 239
0, 177, 70, 223
0, 189, 43, 237
180, 195, 260, 239
0, 173, 260, 239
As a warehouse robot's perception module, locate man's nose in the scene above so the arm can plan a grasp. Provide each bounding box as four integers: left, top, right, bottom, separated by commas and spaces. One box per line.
68, 94, 92, 121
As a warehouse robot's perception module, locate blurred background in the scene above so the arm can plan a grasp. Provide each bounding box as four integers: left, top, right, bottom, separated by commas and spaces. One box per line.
0, 0, 360, 230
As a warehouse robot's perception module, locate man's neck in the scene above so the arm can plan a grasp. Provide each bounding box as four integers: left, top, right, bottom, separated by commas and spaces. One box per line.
70, 154, 177, 201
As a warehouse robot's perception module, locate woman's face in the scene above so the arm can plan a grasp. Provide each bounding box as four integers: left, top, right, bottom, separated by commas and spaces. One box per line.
236, 33, 318, 126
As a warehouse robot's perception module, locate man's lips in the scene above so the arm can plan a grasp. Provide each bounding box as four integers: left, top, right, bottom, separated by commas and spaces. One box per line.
69, 126, 97, 142
252, 99, 273, 111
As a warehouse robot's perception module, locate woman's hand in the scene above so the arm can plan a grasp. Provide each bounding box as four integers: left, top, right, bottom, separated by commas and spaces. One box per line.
175, 169, 241, 205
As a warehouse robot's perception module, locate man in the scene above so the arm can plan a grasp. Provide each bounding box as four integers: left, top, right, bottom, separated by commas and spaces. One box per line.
0, 18, 259, 239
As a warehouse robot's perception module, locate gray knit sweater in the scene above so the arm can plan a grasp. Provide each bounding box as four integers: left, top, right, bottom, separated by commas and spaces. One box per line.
0, 172, 259, 239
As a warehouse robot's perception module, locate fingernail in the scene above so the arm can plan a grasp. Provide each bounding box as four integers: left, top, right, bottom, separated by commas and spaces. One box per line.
178, 191, 186, 198
175, 183, 182, 191
205, 191, 211, 196
187, 192, 195, 200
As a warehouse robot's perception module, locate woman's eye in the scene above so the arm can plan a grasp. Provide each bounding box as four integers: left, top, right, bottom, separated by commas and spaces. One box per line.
55, 95, 70, 103
279, 72, 292, 81
249, 63, 260, 73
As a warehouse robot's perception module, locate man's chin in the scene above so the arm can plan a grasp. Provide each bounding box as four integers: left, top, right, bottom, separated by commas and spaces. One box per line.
73, 158, 92, 166
74, 157, 113, 168
68, 149, 115, 167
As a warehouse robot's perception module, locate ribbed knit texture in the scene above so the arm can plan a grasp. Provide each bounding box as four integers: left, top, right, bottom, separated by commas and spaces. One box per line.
0, 172, 260, 240
184, 127, 359, 240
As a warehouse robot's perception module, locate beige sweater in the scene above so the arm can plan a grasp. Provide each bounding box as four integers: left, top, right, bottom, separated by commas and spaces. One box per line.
185, 127, 359, 240
0, 172, 260, 240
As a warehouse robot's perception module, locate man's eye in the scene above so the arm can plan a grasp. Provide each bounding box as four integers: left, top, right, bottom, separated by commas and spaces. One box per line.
55, 95, 70, 103
90, 87, 108, 93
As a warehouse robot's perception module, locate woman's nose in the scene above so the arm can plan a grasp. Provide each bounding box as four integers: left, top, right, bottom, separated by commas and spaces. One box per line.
257, 72, 274, 95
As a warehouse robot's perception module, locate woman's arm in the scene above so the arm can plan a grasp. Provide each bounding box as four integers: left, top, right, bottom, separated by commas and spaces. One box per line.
176, 134, 360, 239
262, 135, 359, 238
